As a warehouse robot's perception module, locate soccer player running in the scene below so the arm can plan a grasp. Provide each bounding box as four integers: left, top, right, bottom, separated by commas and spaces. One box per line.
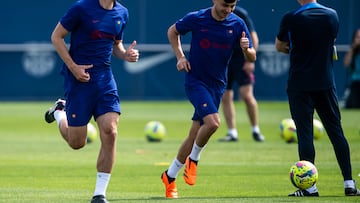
275, 0, 360, 197
161, 0, 256, 198
45, 0, 139, 202
218, 5, 265, 142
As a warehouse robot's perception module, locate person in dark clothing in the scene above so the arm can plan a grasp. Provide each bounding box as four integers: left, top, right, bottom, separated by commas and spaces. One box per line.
275, 0, 360, 197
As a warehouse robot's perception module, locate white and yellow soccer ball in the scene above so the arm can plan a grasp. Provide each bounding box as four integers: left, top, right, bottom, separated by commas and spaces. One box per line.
289, 160, 318, 190
280, 118, 297, 143
87, 123, 98, 143
313, 118, 325, 140
144, 121, 166, 142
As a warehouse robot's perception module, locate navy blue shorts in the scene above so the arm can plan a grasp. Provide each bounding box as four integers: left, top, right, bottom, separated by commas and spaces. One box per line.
64, 77, 120, 126
185, 82, 222, 124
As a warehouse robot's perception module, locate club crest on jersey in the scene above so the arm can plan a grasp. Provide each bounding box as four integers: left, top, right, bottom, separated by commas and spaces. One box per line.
226, 29, 233, 37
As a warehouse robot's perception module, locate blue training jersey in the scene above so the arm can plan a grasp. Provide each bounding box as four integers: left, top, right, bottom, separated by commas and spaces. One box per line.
60, 0, 128, 83
277, 2, 339, 91
176, 7, 252, 92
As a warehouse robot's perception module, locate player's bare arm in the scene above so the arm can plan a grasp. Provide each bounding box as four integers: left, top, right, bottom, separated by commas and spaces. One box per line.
167, 24, 191, 72
51, 22, 93, 82
113, 40, 139, 62
240, 32, 256, 62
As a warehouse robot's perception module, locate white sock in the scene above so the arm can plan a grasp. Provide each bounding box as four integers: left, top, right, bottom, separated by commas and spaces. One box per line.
252, 125, 260, 134
167, 159, 183, 178
305, 184, 318, 193
93, 172, 111, 197
344, 180, 355, 188
228, 128, 238, 138
189, 142, 204, 161
54, 110, 66, 127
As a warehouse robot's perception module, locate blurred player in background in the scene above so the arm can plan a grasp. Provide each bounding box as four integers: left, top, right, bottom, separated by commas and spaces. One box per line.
45, 0, 139, 202
343, 28, 360, 109
218, 5, 265, 142
276, 0, 360, 197
161, 0, 256, 198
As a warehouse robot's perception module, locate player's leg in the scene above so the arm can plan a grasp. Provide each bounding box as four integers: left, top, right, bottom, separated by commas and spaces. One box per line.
222, 90, 236, 130
176, 121, 201, 163
96, 112, 118, 173
219, 61, 238, 142
45, 98, 89, 149
196, 113, 221, 146
66, 126, 88, 149
91, 112, 118, 202
183, 87, 221, 185
161, 120, 200, 198
313, 89, 360, 196
220, 89, 238, 141
287, 90, 319, 196
240, 84, 257, 126
239, 83, 264, 142
90, 78, 120, 202
287, 91, 315, 162
63, 92, 94, 149
183, 113, 220, 186
161, 85, 202, 198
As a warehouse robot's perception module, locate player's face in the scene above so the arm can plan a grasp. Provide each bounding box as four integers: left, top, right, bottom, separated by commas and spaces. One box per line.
212, 0, 236, 21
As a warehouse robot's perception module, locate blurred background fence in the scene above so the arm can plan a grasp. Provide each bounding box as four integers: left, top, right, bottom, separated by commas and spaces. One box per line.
1, 0, 359, 101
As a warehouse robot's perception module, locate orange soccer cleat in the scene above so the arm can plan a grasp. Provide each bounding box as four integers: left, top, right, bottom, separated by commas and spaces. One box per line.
183, 156, 198, 186
161, 171, 178, 198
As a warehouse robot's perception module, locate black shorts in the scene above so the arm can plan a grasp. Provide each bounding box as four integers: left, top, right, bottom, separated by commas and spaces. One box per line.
226, 62, 254, 90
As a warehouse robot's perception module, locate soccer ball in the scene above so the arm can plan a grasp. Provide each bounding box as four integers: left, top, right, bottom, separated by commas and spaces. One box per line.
280, 118, 297, 143
144, 121, 166, 142
87, 123, 98, 143
313, 118, 324, 140
290, 160, 318, 190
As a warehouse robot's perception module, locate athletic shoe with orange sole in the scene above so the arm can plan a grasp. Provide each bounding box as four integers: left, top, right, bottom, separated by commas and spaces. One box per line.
183, 157, 198, 186
161, 171, 178, 198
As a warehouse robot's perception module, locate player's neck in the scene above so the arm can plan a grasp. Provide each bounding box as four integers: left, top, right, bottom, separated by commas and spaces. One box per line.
99, 0, 114, 10
299, 0, 317, 6
211, 7, 225, 21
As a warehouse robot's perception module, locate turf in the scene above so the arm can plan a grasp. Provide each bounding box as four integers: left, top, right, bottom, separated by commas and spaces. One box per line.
0, 101, 359, 203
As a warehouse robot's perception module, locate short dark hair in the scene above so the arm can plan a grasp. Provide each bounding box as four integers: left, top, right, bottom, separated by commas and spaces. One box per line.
224, 0, 237, 3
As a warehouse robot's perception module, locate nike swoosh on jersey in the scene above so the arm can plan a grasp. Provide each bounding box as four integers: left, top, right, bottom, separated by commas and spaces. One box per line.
124, 52, 174, 74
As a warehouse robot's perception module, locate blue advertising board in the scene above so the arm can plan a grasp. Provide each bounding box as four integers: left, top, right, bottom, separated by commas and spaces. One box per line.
0, 0, 359, 100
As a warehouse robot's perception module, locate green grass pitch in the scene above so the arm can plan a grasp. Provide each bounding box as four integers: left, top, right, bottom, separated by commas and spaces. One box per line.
0, 101, 359, 202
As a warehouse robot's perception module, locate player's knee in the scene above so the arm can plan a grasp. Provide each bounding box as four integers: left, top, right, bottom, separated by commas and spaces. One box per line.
68, 141, 86, 150
101, 127, 118, 143
208, 119, 220, 131
243, 94, 256, 104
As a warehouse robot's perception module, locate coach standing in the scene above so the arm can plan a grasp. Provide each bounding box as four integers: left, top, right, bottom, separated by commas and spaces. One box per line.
275, 0, 360, 197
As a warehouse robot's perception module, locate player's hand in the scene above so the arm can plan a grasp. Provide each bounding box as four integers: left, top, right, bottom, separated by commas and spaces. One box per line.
176, 56, 191, 72
70, 64, 93, 82
126, 40, 139, 62
240, 31, 250, 51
